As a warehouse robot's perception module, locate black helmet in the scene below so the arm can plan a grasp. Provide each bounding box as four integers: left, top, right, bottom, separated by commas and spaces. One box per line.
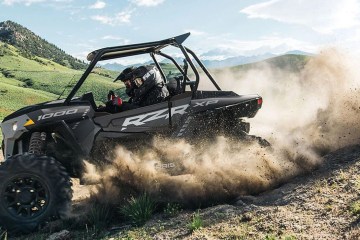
114, 66, 135, 82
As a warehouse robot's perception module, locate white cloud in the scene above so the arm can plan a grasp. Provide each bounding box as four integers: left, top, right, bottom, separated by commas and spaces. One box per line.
2, 0, 45, 6
184, 29, 206, 36
91, 10, 133, 25
89, 1, 105, 9
240, 0, 360, 34
102, 35, 130, 44
73, 51, 91, 62
1, 0, 74, 6
131, 0, 164, 7
200, 35, 318, 58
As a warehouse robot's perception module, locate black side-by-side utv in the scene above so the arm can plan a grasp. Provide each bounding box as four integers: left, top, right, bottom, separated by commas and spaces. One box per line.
0, 33, 266, 232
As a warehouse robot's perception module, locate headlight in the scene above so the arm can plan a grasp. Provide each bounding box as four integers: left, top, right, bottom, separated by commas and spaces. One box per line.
12, 122, 18, 131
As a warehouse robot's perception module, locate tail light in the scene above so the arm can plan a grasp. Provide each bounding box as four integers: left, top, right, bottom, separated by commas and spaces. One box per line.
257, 97, 263, 106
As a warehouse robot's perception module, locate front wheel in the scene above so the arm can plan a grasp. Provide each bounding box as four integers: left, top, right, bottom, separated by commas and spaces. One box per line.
0, 154, 73, 233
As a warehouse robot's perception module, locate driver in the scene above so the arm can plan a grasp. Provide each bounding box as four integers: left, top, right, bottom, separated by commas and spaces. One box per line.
114, 65, 169, 108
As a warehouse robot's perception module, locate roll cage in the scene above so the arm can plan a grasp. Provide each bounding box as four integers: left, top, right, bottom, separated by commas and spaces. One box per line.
64, 33, 221, 104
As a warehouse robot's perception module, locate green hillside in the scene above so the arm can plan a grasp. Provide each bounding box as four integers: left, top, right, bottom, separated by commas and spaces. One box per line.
230, 54, 309, 72
0, 41, 125, 145
0, 41, 179, 148
0, 20, 86, 70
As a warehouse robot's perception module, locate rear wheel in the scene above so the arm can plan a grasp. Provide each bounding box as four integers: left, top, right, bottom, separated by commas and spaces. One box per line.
0, 154, 72, 233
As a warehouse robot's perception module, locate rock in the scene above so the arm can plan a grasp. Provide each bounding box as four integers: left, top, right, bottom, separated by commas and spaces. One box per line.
235, 199, 247, 206
236, 195, 257, 204
241, 213, 252, 222
243, 204, 259, 212
46, 230, 70, 240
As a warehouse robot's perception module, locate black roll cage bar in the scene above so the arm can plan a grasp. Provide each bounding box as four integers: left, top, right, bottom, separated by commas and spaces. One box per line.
64, 33, 221, 104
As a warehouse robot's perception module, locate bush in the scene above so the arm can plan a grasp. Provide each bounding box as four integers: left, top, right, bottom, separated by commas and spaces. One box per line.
350, 200, 360, 215
120, 193, 156, 226
187, 210, 203, 232
86, 202, 112, 230
264, 235, 277, 240
163, 202, 182, 217
22, 78, 34, 87
0, 69, 15, 78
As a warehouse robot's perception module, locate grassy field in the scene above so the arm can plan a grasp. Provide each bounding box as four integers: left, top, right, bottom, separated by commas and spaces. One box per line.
0, 42, 122, 101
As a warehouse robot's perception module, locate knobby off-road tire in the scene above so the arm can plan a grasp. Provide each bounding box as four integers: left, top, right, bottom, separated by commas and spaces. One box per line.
0, 153, 73, 233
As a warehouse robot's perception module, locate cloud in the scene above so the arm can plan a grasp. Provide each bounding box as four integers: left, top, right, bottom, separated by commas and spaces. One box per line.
91, 10, 133, 25
2, 0, 45, 6
199, 35, 317, 58
240, 0, 360, 34
89, 0, 105, 9
184, 29, 206, 36
1, 0, 74, 6
102, 35, 130, 44
131, 0, 164, 7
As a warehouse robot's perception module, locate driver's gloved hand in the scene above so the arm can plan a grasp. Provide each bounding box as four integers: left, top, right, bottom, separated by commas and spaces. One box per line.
108, 90, 116, 101
105, 96, 123, 113
112, 96, 123, 107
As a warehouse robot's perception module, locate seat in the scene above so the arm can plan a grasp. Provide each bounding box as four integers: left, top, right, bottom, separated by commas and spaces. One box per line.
166, 76, 182, 96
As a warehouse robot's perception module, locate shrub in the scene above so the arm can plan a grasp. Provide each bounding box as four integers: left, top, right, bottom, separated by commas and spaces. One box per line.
22, 78, 34, 87
0, 69, 15, 78
284, 236, 297, 240
86, 202, 112, 230
163, 202, 182, 217
350, 200, 360, 215
264, 235, 277, 240
187, 210, 203, 232
120, 193, 156, 226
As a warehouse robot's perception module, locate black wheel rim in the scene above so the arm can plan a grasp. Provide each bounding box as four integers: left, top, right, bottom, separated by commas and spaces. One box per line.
2, 174, 50, 219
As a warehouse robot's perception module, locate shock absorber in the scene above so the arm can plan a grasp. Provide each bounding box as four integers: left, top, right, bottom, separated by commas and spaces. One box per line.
28, 132, 47, 155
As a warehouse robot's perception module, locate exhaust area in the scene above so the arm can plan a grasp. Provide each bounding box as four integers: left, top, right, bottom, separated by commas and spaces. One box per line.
85, 48, 360, 205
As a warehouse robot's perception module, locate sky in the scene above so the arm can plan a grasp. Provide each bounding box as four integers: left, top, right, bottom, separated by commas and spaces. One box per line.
1, 0, 360, 64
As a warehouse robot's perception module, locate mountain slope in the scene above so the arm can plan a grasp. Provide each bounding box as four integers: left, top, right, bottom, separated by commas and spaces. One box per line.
0, 42, 122, 118
0, 20, 86, 70
230, 54, 310, 72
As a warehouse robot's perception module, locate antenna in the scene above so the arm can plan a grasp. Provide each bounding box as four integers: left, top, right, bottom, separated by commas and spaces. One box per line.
57, 74, 77, 100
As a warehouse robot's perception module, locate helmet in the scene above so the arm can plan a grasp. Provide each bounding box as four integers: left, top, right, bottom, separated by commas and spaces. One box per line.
114, 66, 135, 82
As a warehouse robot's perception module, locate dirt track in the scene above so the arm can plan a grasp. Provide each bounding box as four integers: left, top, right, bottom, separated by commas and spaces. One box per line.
102, 145, 360, 239
38, 144, 360, 240
3, 145, 360, 239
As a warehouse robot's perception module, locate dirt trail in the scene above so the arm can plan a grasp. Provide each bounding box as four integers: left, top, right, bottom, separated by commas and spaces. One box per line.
106, 145, 360, 239
7, 145, 360, 239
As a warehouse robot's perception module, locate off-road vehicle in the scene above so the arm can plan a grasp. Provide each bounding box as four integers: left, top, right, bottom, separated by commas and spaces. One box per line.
0, 33, 267, 232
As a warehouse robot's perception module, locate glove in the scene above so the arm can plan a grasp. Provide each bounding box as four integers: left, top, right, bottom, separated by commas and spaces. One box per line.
105, 91, 123, 113
112, 96, 123, 107
108, 90, 116, 101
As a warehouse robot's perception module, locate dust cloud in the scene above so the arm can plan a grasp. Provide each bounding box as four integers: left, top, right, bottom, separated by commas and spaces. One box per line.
86, 48, 360, 205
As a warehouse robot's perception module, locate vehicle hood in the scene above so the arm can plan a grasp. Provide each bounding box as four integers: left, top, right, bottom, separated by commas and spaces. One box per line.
2, 99, 65, 122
